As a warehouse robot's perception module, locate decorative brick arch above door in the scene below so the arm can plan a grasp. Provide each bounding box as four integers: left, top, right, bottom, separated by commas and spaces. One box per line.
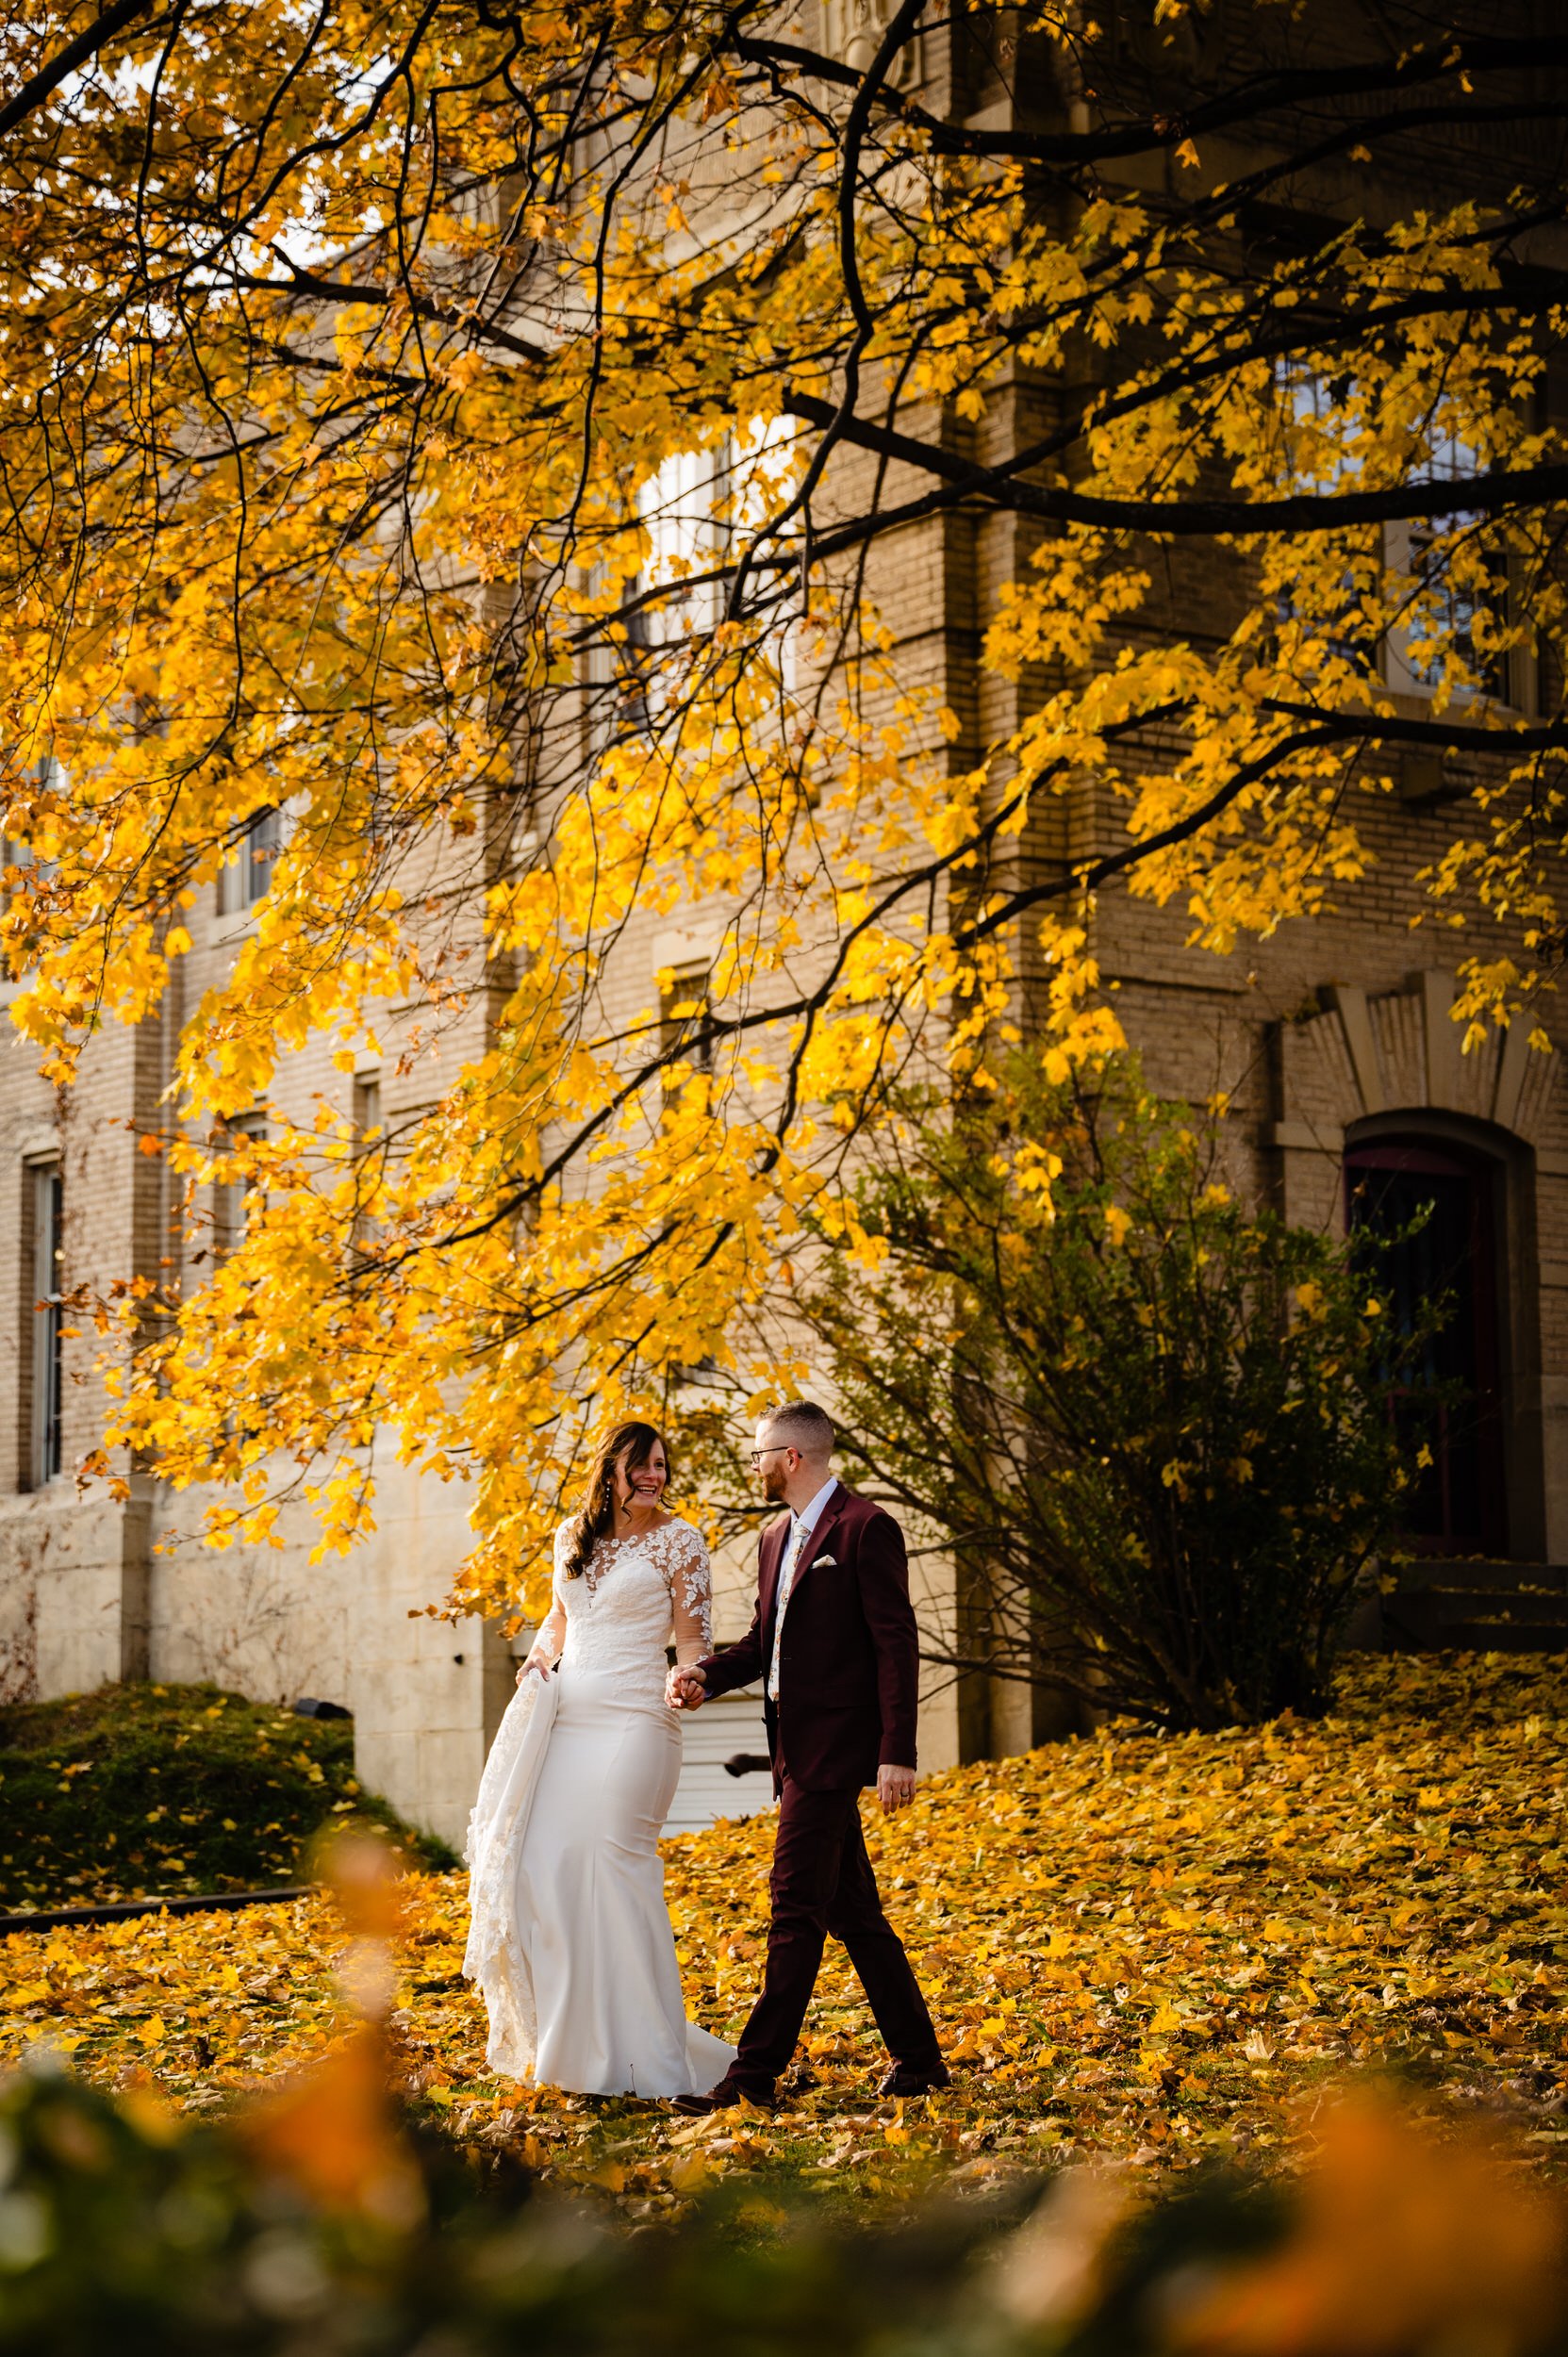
1269, 968, 1560, 1230
1266, 968, 1564, 1563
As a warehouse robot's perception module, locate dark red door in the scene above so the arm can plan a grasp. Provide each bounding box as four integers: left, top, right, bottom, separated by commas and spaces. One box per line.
1345, 1143, 1507, 1556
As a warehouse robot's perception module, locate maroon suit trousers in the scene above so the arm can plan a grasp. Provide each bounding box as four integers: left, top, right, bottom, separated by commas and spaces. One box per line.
729, 1776, 942, 2092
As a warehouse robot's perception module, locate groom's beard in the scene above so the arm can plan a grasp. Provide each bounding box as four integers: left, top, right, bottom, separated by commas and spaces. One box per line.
759, 1466, 788, 1506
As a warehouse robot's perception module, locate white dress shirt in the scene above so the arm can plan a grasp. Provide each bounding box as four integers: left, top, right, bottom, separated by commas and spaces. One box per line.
767, 1475, 838, 1703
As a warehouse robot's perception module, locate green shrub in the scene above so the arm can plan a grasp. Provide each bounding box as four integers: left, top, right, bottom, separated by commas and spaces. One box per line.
791, 1059, 1426, 1732
0, 1684, 455, 1912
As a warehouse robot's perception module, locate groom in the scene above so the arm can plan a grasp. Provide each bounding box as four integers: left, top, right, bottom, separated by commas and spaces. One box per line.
664, 1401, 948, 2110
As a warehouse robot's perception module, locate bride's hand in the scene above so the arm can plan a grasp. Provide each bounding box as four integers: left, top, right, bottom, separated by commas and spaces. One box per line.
666, 1664, 706, 1712
517, 1655, 550, 1686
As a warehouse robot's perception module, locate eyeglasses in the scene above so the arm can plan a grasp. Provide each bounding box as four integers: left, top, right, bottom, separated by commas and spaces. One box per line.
749, 1446, 794, 1466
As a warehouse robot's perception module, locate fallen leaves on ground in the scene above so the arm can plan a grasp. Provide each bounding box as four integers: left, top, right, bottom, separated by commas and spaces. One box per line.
2, 1655, 1563, 2217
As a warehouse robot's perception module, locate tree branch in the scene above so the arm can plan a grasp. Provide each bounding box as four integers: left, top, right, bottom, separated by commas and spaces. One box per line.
736, 26, 1568, 167
784, 389, 1568, 537
0, 0, 160, 141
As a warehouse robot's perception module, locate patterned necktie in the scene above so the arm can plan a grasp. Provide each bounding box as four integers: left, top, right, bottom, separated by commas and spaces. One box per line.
767, 1516, 811, 1702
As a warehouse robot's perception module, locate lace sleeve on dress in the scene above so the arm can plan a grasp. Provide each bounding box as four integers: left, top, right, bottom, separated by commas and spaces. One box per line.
668, 1525, 714, 1662
528, 1523, 569, 1662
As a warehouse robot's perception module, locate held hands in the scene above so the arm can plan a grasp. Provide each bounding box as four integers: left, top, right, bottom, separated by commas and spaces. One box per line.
665, 1664, 707, 1713
877, 1763, 916, 1814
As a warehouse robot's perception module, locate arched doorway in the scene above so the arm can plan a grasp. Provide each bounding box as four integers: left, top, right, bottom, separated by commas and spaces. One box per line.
1345, 1139, 1508, 1557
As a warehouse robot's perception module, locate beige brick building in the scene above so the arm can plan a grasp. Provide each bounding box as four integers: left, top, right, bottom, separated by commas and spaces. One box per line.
4, 0, 1564, 1839
6, 730, 1561, 1844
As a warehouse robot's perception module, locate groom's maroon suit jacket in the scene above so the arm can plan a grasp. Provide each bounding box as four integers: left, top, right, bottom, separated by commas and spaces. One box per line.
697, 1482, 920, 1790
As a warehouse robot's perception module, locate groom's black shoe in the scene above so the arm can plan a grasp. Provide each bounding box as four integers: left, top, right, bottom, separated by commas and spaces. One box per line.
879, 2062, 950, 2100
672, 2075, 777, 2117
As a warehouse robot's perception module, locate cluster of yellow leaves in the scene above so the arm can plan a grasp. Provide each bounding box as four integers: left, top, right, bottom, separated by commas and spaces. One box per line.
4, 1656, 1563, 2217
1, 4, 1561, 1613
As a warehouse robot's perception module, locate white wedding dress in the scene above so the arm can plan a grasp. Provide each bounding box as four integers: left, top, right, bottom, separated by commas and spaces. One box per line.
463, 1516, 736, 2096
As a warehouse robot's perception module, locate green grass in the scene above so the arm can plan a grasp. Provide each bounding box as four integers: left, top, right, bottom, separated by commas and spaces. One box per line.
0, 1680, 458, 1913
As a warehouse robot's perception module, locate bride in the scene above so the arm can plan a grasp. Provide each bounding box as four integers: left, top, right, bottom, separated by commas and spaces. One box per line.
464, 1420, 735, 2097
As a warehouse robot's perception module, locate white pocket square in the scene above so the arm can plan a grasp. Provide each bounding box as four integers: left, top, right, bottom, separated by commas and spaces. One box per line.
815, 1555, 836, 1568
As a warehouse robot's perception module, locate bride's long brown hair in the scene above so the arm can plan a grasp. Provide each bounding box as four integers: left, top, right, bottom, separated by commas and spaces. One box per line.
562, 1420, 670, 1580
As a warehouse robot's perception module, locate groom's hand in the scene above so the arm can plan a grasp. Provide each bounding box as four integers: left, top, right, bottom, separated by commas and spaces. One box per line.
877, 1764, 916, 1814
666, 1665, 707, 1712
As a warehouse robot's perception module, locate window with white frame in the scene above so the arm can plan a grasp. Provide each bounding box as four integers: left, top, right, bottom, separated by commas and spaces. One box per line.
353, 1071, 382, 1142
219, 807, 283, 915
659, 962, 714, 1108
1382, 427, 1522, 706
584, 425, 802, 754
1271, 363, 1378, 682
638, 446, 729, 641
29, 748, 69, 808
212, 1110, 267, 1258
352, 1072, 382, 1241
26, 1159, 64, 1489
582, 446, 728, 754
1275, 371, 1527, 710
4, 750, 66, 901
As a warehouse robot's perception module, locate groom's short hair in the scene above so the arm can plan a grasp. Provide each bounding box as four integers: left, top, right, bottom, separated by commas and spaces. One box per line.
762, 1400, 835, 1459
